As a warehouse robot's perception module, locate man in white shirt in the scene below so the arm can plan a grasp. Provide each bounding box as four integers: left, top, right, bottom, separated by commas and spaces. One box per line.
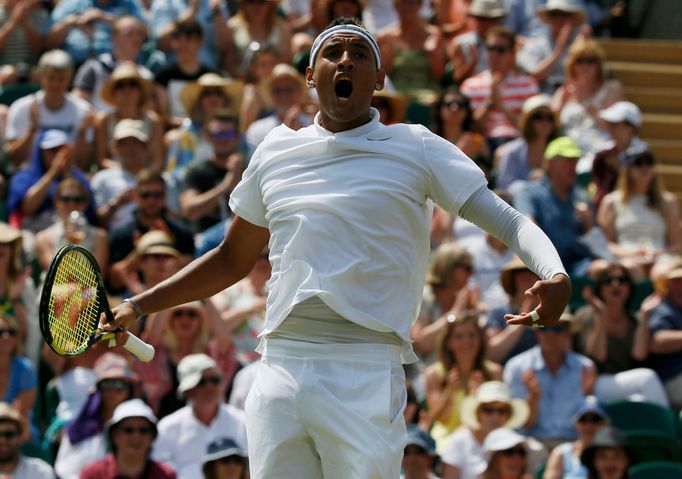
106, 17, 571, 479
152, 354, 247, 479
0, 402, 54, 479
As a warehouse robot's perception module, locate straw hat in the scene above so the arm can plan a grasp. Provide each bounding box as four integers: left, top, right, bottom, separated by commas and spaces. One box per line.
518, 94, 553, 135
259, 63, 307, 107
460, 381, 530, 430
500, 256, 532, 296
100, 63, 153, 106
469, 0, 506, 18
135, 230, 180, 257
0, 402, 28, 437
0, 222, 23, 273
372, 90, 408, 124
180, 73, 244, 116
538, 0, 587, 25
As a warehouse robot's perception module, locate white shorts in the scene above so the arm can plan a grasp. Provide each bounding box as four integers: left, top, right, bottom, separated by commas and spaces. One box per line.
245, 338, 407, 479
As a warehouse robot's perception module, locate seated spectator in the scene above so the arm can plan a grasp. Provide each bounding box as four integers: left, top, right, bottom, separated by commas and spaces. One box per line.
485, 256, 540, 364
0, 402, 54, 478
211, 248, 270, 366
81, 399, 176, 479
154, 18, 216, 130
479, 427, 546, 479
201, 437, 248, 479
402, 425, 439, 479
597, 146, 681, 273
376, 0, 446, 105
46, 0, 147, 66
5, 50, 92, 169
647, 258, 682, 411
504, 320, 595, 449
518, 0, 589, 93
552, 39, 622, 159
441, 381, 530, 479
180, 112, 245, 235
165, 73, 244, 210
238, 43, 277, 133
413, 242, 477, 366
7, 129, 94, 233
138, 300, 236, 417
35, 178, 109, 273
91, 119, 154, 229
371, 89, 408, 125
579, 426, 633, 479
495, 94, 558, 194
54, 352, 138, 479
225, 0, 292, 78
574, 262, 668, 406
107, 169, 194, 291
461, 26, 539, 152
72, 15, 156, 112
0, 0, 49, 86
447, 0, 506, 84
515, 137, 596, 276
152, 354, 248, 479
591, 101, 645, 212
542, 396, 609, 479
425, 312, 502, 450
0, 313, 36, 429
94, 63, 163, 171
245, 63, 310, 158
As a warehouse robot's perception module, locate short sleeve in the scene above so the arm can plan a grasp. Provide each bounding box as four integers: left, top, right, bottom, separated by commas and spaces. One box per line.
421, 128, 487, 214
150, 0, 177, 38
5, 97, 30, 141
14, 357, 37, 394
228, 149, 268, 228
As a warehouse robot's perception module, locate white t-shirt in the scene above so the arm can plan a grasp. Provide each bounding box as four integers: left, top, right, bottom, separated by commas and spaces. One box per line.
54, 433, 106, 479
440, 427, 486, 479
229, 109, 487, 360
6, 91, 91, 149
467, 236, 514, 310
10, 456, 55, 479
90, 167, 137, 230
152, 403, 247, 479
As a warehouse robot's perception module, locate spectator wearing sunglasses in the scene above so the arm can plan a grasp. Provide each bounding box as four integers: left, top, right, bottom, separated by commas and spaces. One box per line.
597, 145, 682, 271
0, 402, 54, 479
201, 437, 248, 479
152, 354, 247, 479
479, 427, 544, 479
180, 112, 244, 235
543, 396, 608, 479
81, 399, 176, 479
54, 353, 138, 479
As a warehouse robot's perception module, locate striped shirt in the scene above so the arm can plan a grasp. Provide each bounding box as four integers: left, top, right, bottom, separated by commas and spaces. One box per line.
0, 6, 48, 66
461, 70, 539, 140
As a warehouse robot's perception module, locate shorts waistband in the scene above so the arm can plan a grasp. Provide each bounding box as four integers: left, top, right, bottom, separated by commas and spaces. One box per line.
259, 337, 403, 364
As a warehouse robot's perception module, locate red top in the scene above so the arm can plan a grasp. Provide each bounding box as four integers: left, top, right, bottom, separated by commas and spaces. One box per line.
80, 454, 177, 479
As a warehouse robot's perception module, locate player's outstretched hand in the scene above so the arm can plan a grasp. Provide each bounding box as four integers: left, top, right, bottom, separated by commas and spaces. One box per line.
504, 274, 572, 328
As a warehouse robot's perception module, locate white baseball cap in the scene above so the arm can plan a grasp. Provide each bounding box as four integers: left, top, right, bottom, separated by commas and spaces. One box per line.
105, 398, 158, 439
598, 101, 642, 128
177, 353, 219, 397
40, 129, 71, 149
112, 119, 149, 143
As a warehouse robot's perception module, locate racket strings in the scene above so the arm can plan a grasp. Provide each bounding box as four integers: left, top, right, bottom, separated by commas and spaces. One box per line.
48, 250, 100, 354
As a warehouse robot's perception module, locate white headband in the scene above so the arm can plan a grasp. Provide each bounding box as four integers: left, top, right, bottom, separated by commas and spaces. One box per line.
309, 25, 381, 70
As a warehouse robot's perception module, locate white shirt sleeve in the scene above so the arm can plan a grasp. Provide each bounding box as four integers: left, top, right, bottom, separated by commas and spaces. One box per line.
459, 185, 568, 281
5, 97, 30, 141
229, 148, 268, 227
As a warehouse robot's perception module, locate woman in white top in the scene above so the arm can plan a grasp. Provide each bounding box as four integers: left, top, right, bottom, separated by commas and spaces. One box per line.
597, 146, 682, 272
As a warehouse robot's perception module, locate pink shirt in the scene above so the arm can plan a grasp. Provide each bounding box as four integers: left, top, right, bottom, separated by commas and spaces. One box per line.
80, 454, 176, 479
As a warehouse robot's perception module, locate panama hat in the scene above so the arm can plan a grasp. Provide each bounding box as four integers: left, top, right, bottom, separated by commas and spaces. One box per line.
372, 90, 408, 124
135, 230, 180, 258
469, 0, 506, 18
259, 63, 307, 107
100, 63, 153, 106
180, 73, 244, 116
0, 223, 23, 273
518, 94, 554, 134
538, 0, 587, 25
460, 381, 530, 430
499, 256, 534, 296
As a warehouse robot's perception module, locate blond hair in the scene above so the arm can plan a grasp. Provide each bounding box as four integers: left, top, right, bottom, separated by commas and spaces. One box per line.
426, 243, 472, 288
564, 39, 607, 83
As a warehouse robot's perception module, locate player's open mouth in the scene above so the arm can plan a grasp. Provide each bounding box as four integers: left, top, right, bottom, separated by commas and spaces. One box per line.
335, 78, 353, 100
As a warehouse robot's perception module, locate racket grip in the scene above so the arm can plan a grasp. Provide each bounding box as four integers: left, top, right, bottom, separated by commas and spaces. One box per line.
124, 332, 155, 362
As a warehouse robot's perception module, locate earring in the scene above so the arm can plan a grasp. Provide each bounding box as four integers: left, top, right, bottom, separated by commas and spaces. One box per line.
375, 83, 383, 90
307, 81, 316, 88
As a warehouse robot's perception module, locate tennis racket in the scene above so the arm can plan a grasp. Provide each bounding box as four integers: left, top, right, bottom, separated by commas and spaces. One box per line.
39, 244, 155, 362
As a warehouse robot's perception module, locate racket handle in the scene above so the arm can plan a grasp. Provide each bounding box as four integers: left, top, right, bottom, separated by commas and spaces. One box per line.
124, 332, 155, 362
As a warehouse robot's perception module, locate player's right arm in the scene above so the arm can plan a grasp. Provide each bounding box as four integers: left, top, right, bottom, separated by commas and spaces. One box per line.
103, 216, 269, 332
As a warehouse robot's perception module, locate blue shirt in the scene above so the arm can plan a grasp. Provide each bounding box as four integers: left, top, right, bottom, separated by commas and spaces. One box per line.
5, 356, 37, 403
50, 0, 146, 65
504, 346, 592, 440
648, 298, 682, 381
515, 178, 592, 274
150, 0, 229, 71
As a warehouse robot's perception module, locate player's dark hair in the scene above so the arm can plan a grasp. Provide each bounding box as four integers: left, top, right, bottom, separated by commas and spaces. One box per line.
326, 16, 367, 31
326, 0, 364, 23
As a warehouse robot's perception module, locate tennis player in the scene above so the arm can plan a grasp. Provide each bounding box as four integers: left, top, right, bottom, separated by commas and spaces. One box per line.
104, 17, 571, 479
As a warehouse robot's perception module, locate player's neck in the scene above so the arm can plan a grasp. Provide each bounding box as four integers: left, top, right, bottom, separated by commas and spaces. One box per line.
318, 111, 372, 133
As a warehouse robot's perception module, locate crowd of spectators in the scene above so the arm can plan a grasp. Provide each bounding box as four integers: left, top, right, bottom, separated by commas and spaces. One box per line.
0, 1, 678, 478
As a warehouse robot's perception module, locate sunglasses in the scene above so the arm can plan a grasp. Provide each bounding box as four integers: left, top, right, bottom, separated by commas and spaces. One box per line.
575, 57, 599, 65
479, 406, 511, 416
119, 426, 154, 436
444, 99, 468, 110
115, 80, 140, 90
403, 446, 427, 456
0, 328, 17, 338
271, 85, 299, 95
210, 130, 237, 142
500, 447, 527, 458
547, 9, 573, 18
58, 195, 86, 203
144, 253, 175, 261
486, 45, 512, 54
601, 275, 627, 286
578, 413, 605, 424
172, 309, 199, 319
532, 112, 554, 122
0, 429, 19, 440
139, 191, 165, 200
631, 156, 655, 168
197, 375, 222, 387
98, 379, 132, 392
201, 88, 226, 97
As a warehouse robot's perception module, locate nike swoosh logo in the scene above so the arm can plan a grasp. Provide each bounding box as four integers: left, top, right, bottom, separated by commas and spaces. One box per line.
367, 136, 392, 141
